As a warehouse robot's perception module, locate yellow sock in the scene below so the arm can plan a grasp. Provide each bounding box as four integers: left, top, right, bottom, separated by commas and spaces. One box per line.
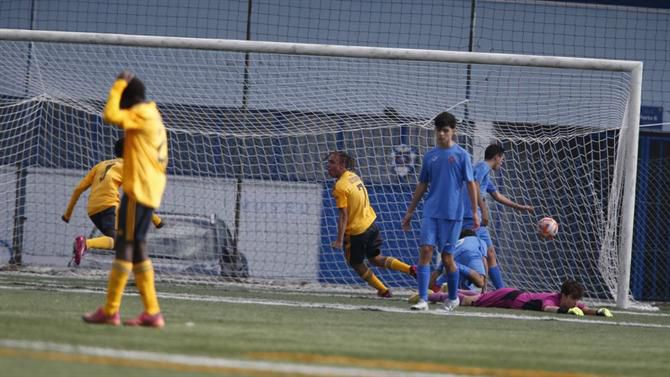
133, 259, 161, 315
361, 269, 387, 293
103, 259, 132, 315
86, 236, 114, 250
384, 257, 410, 274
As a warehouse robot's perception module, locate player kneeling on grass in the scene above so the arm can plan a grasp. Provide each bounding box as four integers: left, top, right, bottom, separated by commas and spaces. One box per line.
62, 137, 164, 267
327, 151, 416, 297
427, 229, 488, 295
82, 70, 168, 328
427, 279, 613, 317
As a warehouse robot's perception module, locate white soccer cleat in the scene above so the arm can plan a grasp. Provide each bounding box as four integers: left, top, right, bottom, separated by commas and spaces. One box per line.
443, 298, 459, 312
410, 299, 429, 311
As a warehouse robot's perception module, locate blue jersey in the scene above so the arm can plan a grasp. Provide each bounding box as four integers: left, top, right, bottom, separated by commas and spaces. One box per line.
453, 236, 487, 275
462, 161, 497, 220
419, 144, 473, 220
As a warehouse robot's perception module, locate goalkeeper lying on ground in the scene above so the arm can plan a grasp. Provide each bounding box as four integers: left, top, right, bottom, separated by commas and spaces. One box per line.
426, 279, 613, 317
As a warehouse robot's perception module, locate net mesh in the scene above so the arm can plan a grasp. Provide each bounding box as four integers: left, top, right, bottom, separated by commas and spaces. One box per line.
0, 37, 635, 302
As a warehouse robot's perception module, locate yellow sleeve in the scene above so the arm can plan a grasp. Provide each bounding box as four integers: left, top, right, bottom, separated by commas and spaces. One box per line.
63, 167, 95, 220
151, 213, 162, 226
332, 184, 348, 209
103, 79, 132, 127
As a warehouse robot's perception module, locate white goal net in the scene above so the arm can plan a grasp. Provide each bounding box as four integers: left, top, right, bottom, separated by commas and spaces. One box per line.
0, 30, 641, 307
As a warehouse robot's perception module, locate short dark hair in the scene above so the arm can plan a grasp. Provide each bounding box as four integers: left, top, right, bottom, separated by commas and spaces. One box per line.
434, 112, 457, 130
460, 229, 476, 238
484, 143, 505, 160
560, 279, 585, 299
328, 151, 355, 169
120, 77, 146, 109
114, 138, 124, 158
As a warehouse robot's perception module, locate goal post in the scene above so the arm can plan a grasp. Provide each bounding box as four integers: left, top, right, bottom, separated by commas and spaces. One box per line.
0, 29, 642, 308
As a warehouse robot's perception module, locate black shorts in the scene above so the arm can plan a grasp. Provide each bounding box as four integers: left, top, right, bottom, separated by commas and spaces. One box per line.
117, 194, 154, 242
344, 222, 383, 266
89, 207, 116, 238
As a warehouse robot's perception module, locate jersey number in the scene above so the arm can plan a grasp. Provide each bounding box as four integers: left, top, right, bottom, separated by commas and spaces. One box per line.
356, 183, 369, 208
100, 162, 116, 182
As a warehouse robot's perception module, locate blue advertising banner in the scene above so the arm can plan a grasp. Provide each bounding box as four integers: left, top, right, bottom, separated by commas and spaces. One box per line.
640, 106, 663, 126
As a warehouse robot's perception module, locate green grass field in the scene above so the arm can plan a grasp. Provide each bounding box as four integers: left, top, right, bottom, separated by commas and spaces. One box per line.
1, 272, 668, 377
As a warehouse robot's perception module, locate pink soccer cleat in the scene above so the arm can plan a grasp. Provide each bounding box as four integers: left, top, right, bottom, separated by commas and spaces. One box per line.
123, 312, 165, 328
82, 307, 120, 326
73, 235, 87, 266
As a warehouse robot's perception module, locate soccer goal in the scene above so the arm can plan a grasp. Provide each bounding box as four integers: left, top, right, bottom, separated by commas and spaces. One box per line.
0, 29, 641, 308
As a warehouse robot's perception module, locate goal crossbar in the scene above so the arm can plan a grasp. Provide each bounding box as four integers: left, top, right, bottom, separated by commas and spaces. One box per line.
0, 28, 641, 72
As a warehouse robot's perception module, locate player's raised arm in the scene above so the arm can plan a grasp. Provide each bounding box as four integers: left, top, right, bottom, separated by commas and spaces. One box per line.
103, 77, 131, 125
490, 191, 533, 212
103, 70, 147, 129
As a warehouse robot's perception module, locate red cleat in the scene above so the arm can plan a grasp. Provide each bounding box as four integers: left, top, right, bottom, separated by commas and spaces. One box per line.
377, 289, 393, 298
123, 312, 165, 328
409, 265, 417, 279
82, 307, 120, 326
73, 235, 87, 266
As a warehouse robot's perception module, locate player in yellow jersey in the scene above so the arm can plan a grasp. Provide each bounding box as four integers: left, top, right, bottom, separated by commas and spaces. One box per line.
327, 151, 416, 297
83, 71, 168, 328
62, 138, 164, 267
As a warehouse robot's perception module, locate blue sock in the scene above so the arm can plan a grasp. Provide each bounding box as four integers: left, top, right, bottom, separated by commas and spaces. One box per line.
418, 265, 431, 301
489, 265, 504, 289
447, 268, 459, 301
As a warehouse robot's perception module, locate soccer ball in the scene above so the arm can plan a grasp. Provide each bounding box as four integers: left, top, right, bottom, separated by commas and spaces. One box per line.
538, 217, 559, 240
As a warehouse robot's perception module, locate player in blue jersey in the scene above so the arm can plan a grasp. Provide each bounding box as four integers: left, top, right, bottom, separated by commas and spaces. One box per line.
402, 112, 479, 312
451, 229, 488, 290
408, 229, 487, 305
462, 144, 533, 289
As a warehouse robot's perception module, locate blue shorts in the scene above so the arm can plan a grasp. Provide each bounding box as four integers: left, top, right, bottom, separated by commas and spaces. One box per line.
462, 218, 493, 248
456, 254, 486, 275
420, 217, 462, 254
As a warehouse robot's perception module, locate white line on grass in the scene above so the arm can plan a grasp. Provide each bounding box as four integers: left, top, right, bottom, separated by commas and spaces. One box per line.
0, 339, 466, 377
1, 284, 668, 329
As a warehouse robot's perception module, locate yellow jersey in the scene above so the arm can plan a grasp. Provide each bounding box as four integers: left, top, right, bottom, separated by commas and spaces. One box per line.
63, 158, 123, 218
103, 79, 168, 209
332, 170, 376, 236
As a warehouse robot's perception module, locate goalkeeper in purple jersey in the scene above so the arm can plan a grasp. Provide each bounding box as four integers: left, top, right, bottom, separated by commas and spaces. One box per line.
428, 279, 614, 317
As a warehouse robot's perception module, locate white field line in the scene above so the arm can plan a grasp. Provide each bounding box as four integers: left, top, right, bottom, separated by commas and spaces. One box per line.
1, 284, 669, 329
0, 339, 466, 377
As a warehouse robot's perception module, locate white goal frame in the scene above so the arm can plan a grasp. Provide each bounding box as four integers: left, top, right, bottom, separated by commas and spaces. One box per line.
0, 28, 642, 308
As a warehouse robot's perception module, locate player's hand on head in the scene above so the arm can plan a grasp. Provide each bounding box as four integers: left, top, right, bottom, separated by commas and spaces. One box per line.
117, 70, 134, 82
567, 307, 584, 316
596, 308, 613, 317
61, 215, 69, 223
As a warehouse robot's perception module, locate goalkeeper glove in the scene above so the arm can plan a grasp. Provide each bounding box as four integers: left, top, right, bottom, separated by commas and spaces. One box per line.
567, 307, 584, 316
596, 308, 613, 317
